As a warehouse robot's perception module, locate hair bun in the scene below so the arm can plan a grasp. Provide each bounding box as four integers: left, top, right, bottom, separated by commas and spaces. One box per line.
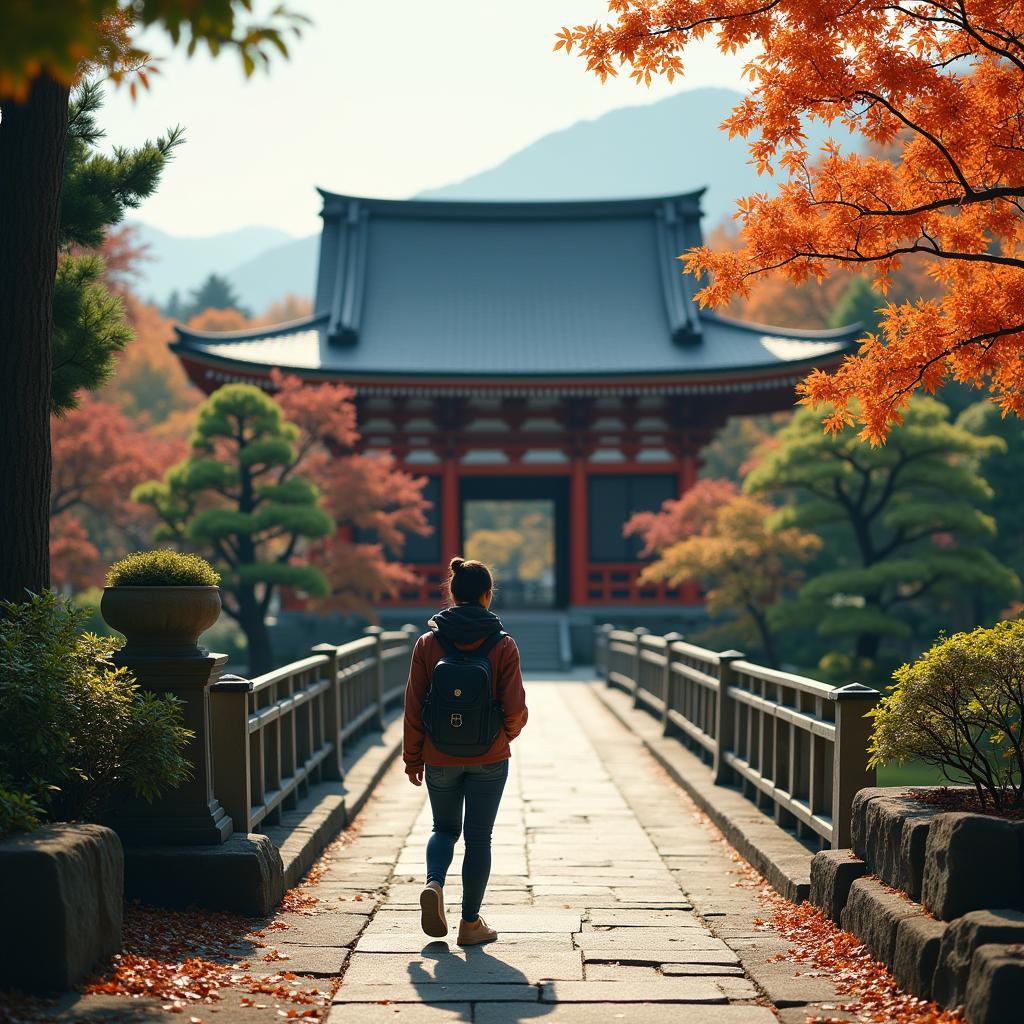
449, 556, 466, 573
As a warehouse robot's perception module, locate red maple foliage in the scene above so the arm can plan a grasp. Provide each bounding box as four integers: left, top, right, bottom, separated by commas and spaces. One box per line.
50, 397, 184, 589
271, 370, 431, 614
624, 477, 739, 556
560, 2, 1024, 440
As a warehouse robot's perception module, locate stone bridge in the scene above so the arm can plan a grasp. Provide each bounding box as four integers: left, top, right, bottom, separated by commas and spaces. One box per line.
26, 629, 1014, 1024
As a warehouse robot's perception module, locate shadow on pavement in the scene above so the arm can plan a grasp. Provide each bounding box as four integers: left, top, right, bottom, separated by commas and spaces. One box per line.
407, 940, 557, 1022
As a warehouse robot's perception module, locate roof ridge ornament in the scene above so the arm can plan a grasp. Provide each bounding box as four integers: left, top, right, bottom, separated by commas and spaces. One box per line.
328, 199, 367, 346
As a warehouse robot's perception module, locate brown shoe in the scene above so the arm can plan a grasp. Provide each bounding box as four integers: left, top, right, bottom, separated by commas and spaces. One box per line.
419, 882, 448, 938
457, 916, 497, 945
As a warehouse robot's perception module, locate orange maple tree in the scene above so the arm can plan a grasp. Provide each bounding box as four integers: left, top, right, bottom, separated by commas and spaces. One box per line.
560, 2, 1024, 440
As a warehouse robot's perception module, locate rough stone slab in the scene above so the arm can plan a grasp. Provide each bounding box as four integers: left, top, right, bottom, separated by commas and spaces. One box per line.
271, 911, 366, 947
660, 963, 745, 977
587, 910, 700, 928
922, 813, 1024, 921
34, 995, 177, 1022
964, 943, 1024, 1024
892, 915, 947, 1000
333, 983, 539, 1003
247, 944, 349, 975
840, 876, 921, 966
363, 910, 581, 933
744, 969, 847, 1008
0, 823, 123, 992
124, 832, 284, 917
575, 932, 732, 952
853, 789, 938, 899
309, 891, 379, 914
326, 1006, 471, 1024
932, 909, 1024, 1008
540, 979, 727, 1003
343, 949, 583, 985
593, 684, 813, 904
810, 850, 867, 924
355, 932, 570, 952
582, 948, 740, 967
478, 1006, 777, 1024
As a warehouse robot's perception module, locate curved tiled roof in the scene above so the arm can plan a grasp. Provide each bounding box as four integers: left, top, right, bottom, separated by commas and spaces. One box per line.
174, 191, 860, 380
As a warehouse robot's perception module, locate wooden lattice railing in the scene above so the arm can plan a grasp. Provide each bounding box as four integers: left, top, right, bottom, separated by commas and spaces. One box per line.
595, 624, 880, 849
209, 625, 419, 834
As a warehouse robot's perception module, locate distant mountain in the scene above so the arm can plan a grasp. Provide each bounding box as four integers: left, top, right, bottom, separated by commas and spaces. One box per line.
418, 87, 858, 226
226, 234, 320, 312
129, 222, 297, 306
132, 87, 859, 312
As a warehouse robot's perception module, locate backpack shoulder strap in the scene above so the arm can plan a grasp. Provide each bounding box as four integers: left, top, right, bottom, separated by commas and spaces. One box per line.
432, 630, 457, 657
477, 630, 507, 658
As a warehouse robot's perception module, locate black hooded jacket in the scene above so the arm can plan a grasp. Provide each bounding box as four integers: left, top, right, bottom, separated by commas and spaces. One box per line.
428, 603, 504, 647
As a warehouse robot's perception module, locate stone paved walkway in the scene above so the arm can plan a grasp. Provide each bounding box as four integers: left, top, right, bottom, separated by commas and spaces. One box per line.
319, 680, 778, 1023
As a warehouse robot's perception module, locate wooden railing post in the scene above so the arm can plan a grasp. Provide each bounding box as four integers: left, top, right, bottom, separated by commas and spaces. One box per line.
209, 673, 254, 835
829, 682, 881, 849
661, 632, 683, 735
631, 627, 649, 707
312, 642, 343, 780
595, 623, 613, 680
713, 650, 744, 785
364, 625, 385, 729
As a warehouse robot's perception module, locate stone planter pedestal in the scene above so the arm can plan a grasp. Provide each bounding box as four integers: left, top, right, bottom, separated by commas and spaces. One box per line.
100, 591, 284, 915
0, 824, 123, 992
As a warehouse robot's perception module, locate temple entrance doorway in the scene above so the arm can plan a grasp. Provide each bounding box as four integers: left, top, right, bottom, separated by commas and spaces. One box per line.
460, 476, 569, 609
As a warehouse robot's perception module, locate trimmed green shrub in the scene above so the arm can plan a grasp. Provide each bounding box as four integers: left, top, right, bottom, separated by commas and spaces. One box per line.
0, 592, 193, 831
0, 785, 44, 838
107, 549, 221, 587
869, 619, 1024, 812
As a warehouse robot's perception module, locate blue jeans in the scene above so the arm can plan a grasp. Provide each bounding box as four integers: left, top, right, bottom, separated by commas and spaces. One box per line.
425, 760, 509, 923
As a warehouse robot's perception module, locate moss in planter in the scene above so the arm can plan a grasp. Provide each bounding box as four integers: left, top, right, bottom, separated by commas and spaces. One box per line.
107, 550, 221, 588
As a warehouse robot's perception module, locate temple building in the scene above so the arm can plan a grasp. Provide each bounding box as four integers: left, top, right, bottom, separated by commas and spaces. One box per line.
173, 190, 858, 663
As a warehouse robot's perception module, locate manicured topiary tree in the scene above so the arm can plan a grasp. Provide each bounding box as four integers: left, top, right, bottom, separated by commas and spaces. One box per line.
107, 550, 221, 588
135, 384, 333, 674
870, 620, 1024, 812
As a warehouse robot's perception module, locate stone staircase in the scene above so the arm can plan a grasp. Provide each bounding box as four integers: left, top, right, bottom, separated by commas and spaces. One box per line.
497, 611, 571, 672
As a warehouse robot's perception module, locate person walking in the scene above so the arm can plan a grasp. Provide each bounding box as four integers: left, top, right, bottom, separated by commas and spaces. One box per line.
403, 556, 528, 946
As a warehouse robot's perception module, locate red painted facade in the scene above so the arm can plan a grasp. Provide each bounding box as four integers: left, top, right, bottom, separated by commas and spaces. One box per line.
176, 352, 824, 612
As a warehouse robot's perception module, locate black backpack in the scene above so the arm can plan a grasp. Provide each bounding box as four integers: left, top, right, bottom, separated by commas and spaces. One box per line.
422, 631, 507, 757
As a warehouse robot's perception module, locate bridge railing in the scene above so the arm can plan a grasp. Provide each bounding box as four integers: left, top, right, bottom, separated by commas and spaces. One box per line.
595, 624, 879, 849
210, 624, 419, 835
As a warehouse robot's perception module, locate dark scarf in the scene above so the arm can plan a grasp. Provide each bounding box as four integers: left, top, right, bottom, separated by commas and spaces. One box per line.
428, 603, 504, 646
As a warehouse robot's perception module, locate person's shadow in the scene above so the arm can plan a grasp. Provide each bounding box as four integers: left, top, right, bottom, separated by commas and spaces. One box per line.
408, 940, 558, 1022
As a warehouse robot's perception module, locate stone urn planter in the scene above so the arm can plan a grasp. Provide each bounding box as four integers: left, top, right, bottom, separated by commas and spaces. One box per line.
101, 550, 222, 658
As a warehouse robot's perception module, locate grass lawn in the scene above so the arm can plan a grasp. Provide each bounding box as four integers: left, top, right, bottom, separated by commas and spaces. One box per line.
876, 761, 952, 787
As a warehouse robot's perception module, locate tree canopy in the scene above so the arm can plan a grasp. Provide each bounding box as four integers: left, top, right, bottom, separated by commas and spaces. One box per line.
136, 376, 430, 674
53, 81, 181, 413
633, 487, 822, 666
560, 2, 1024, 440
745, 398, 1018, 672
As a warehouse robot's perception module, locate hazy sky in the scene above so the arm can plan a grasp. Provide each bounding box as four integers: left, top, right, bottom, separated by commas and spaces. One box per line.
99, 1, 749, 238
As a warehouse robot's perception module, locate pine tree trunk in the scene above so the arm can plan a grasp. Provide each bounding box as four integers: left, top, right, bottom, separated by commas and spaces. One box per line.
245, 619, 275, 678
236, 584, 275, 676
0, 74, 70, 602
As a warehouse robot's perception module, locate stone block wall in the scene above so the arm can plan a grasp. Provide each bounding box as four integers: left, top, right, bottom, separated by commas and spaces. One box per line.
0, 824, 123, 992
810, 787, 1024, 1021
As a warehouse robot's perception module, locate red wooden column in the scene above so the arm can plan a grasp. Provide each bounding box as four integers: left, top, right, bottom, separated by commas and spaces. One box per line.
440, 456, 460, 563
570, 455, 589, 606
677, 450, 698, 496
677, 446, 700, 605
